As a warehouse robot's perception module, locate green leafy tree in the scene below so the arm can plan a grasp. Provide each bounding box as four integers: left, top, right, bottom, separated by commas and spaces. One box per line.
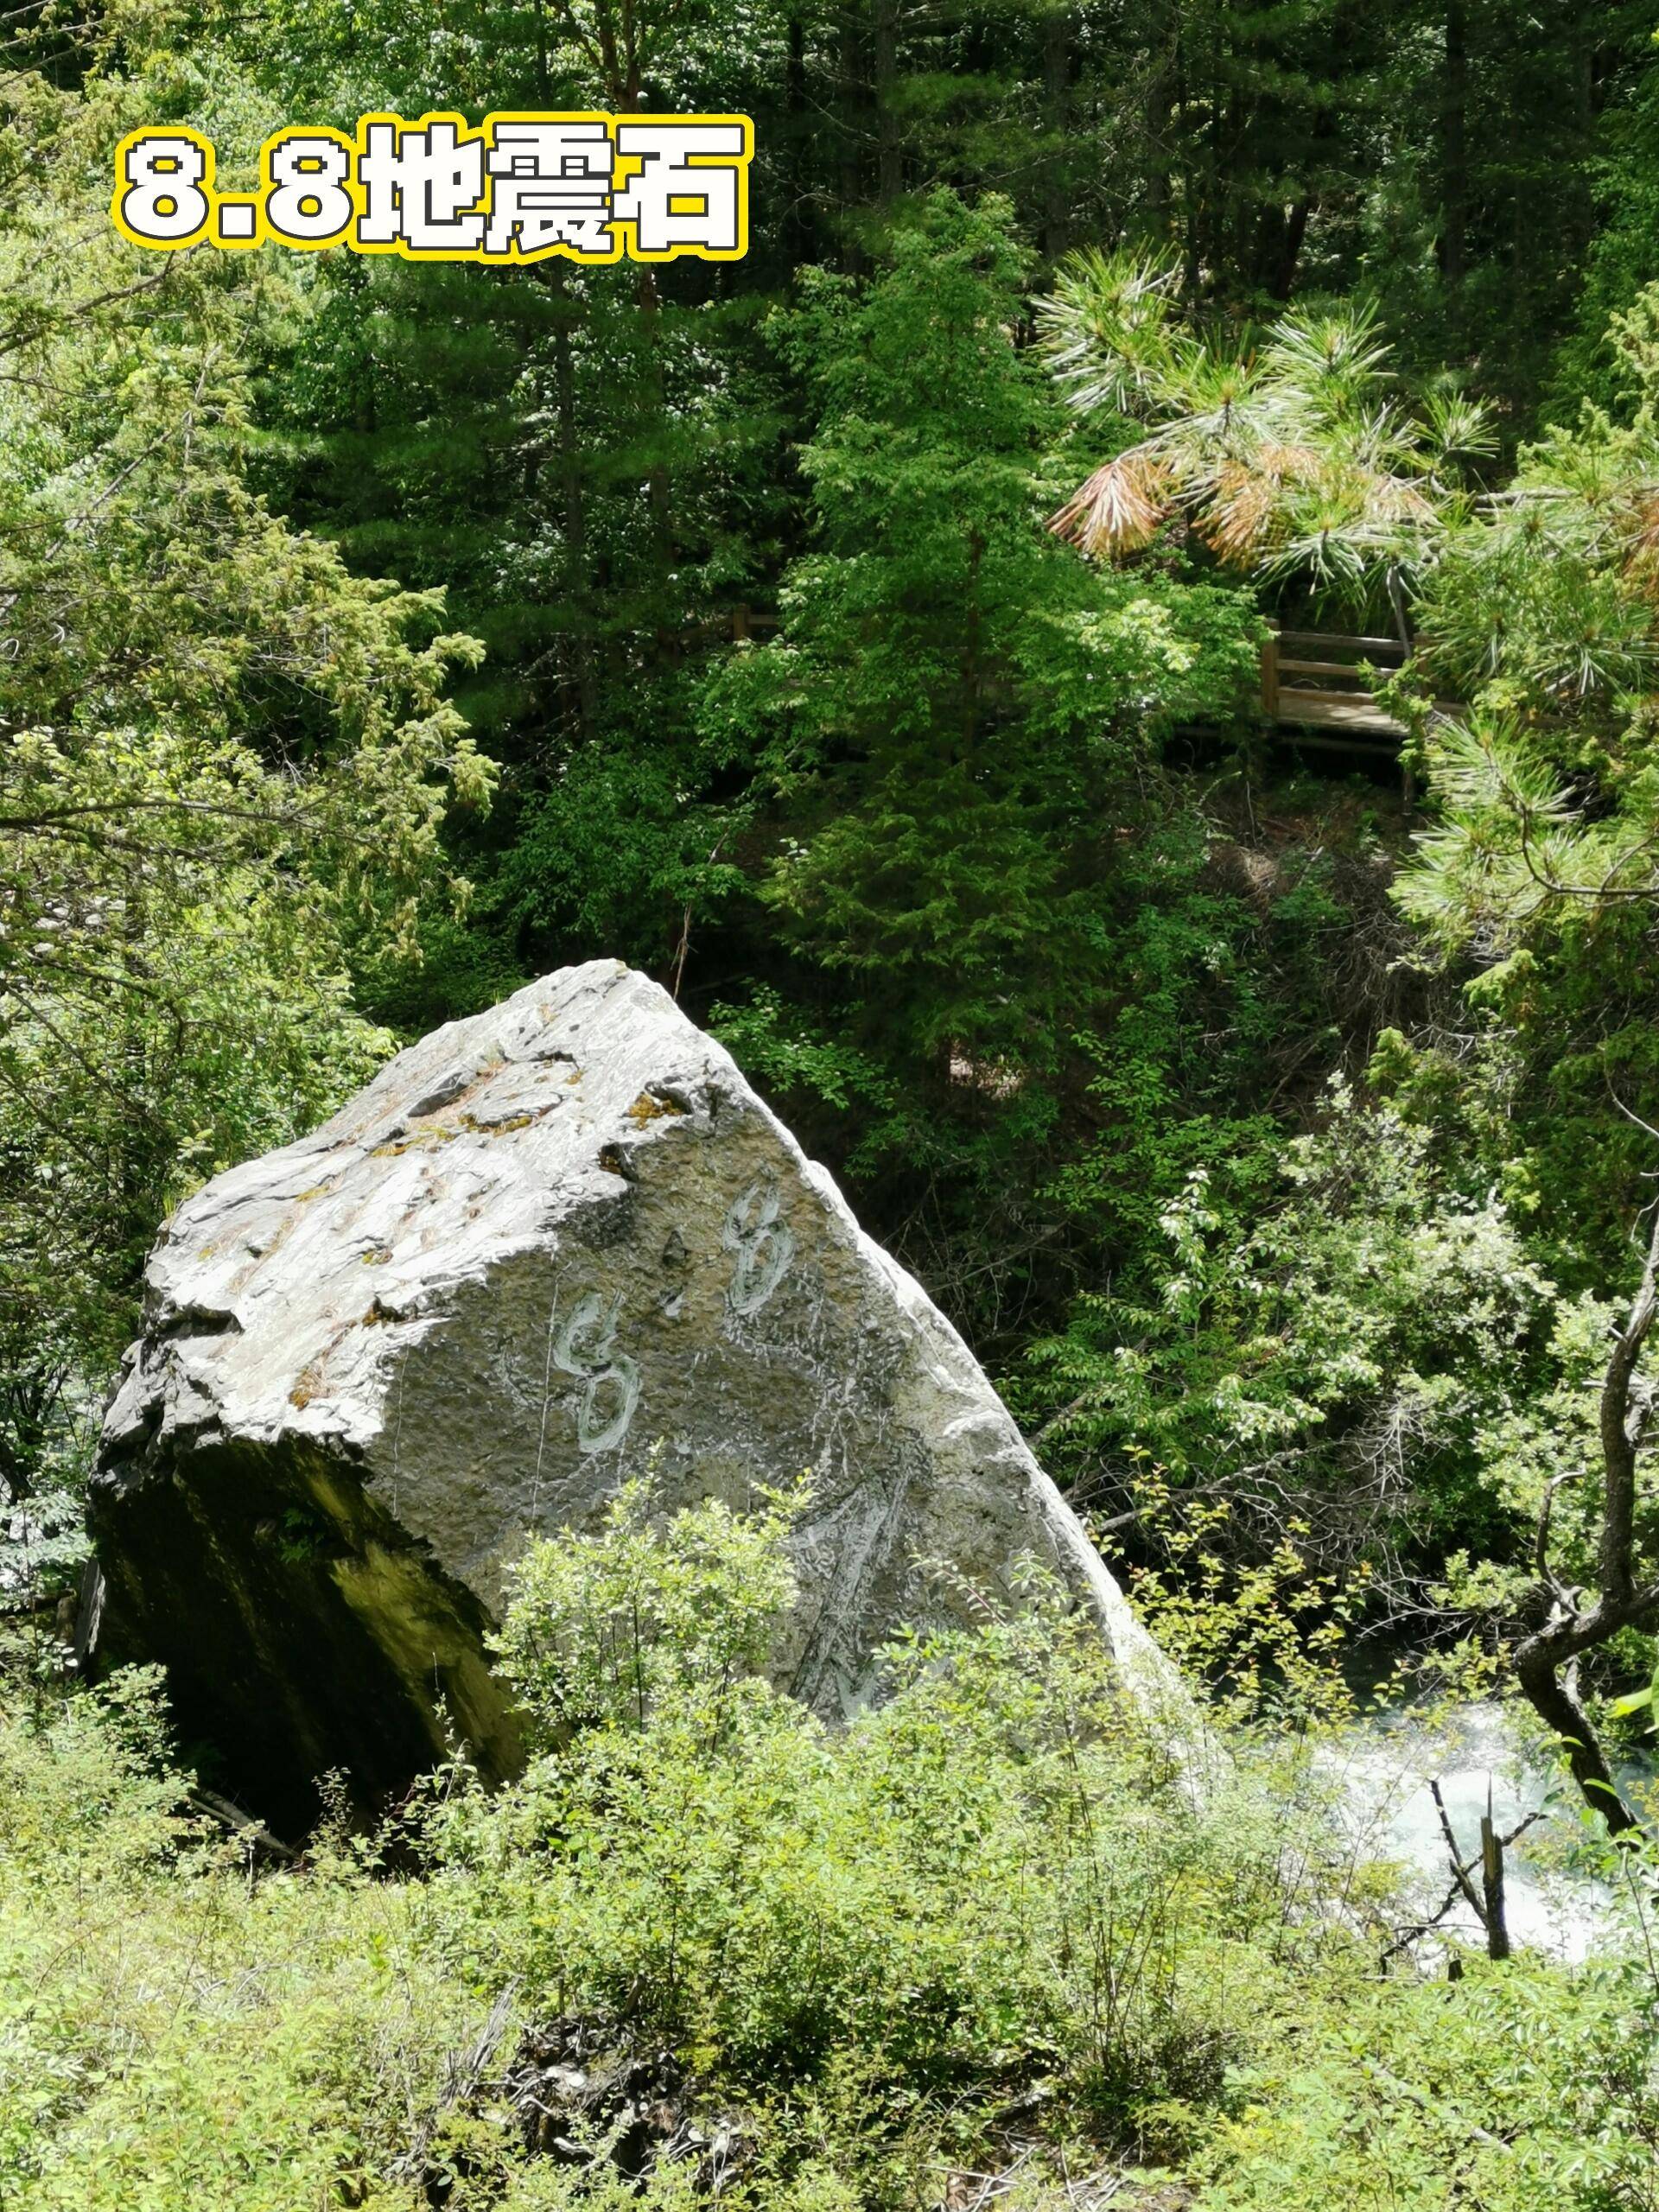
0, 27, 492, 1535
1397, 293, 1659, 973
710, 193, 1258, 1070
696, 193, 1259, 1336
237, 0, 791, 995
1028, 1076, 1564, 1588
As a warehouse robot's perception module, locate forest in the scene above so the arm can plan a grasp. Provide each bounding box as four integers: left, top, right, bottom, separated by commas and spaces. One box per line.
10, 0, 1659, 2202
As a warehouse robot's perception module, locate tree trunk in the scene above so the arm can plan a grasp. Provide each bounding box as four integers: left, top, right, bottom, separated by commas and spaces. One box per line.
874, 0, 902, 207
1142, 0, 1173, 229
838, 7, 864, 261
548, 265, 598, 747
1440, 0, 1467, 291
785, 14, 813, 262
1259, 198, 1311, 302
1513, 1204, 1659, 1839
1041, 6, 1071, 262
1514, 1628, 1642, 1836
1478, 1798, 1510, 1961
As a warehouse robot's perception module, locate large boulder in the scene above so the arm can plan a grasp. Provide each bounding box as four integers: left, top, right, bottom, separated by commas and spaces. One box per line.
86, 961, 1165, 1827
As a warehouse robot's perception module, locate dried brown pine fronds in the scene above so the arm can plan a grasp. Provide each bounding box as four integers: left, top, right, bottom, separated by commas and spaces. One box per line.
1252, 439, 1324, 486
1048, 448, 1172, 556
1203, 463, 1281, 564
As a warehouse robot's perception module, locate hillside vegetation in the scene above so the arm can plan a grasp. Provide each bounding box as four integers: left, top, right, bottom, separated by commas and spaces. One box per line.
10, 0, 1659, 2200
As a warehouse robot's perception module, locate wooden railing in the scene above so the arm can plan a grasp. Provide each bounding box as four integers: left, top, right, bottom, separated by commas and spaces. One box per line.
1261, 626, 1410, 746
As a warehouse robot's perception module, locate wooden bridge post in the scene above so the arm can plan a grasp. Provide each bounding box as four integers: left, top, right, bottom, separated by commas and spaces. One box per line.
1260, 626, 1280, 718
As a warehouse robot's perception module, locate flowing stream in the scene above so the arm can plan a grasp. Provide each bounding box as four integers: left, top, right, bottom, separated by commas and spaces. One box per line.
1330, 1697, 1657, 1958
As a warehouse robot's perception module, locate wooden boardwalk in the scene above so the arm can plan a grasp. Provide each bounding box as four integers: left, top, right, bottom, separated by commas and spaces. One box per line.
1262, 627, 1413, 753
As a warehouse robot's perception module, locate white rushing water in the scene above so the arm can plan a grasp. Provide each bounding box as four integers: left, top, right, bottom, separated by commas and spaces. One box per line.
1327, 1698, 1649, 1959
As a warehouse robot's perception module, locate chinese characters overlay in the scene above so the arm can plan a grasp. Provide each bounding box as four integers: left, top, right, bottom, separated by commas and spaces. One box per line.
111, 112, 753, 264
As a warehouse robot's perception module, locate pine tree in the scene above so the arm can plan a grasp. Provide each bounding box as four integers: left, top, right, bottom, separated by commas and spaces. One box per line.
709, 193, 1255, 1065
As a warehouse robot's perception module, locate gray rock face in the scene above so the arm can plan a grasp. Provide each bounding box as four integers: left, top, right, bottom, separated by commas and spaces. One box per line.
88, 961, 1164, 1827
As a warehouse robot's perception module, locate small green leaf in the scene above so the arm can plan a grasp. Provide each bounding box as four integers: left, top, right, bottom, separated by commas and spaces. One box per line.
1605, 1688, 1655, 1719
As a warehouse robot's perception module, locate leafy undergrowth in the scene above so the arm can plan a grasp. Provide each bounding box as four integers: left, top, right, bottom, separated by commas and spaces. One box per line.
3, 1491, 1659, 2209
0, 1664, 475, 2210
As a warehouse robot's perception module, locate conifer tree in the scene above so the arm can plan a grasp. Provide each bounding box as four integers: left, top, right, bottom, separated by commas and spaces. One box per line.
712, 192, 1257, 1065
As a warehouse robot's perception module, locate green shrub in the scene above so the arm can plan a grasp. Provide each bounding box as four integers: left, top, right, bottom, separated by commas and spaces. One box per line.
1198, 1954, 1659, 2211
422, 1484, 1366, 2190
0, 1659, 467, 2211
7, 1498, 1659, 2209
